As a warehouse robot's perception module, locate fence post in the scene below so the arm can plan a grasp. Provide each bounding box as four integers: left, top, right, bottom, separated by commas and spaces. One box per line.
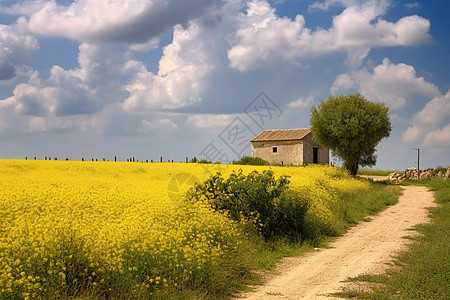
160, 156, 163, 163
114, 156, 117, 162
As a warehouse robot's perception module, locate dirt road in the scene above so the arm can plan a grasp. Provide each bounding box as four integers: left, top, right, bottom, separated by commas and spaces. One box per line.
237, 186, 436, 300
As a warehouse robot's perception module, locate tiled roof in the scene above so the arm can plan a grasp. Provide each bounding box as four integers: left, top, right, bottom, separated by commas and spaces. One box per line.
250, 128, 311, 142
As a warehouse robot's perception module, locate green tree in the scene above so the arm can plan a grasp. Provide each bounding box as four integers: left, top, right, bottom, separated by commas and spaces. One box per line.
310, 93, 391, 175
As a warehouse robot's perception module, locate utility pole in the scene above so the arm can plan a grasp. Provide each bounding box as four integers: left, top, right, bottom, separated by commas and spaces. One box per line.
414, 148, 420, 179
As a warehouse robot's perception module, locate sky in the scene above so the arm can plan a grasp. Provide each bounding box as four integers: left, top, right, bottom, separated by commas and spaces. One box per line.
0, 0, 448, 170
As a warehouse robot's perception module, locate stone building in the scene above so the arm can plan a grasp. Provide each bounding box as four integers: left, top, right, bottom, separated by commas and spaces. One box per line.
250, 128, 329, 165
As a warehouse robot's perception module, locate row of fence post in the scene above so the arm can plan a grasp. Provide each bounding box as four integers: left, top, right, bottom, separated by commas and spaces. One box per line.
24, 156, 193, 163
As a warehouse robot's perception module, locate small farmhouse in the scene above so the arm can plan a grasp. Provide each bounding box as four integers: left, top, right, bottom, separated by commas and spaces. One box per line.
250, 128, 329, 166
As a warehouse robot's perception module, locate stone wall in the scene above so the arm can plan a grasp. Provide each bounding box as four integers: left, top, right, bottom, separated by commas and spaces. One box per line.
389, 166, 450, 183
302, 134, 330, 165
250, 136, 329, 166
251, 140, 304, 165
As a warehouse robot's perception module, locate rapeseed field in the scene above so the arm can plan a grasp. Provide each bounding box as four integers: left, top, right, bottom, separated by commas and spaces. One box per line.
0, 159, 368, 299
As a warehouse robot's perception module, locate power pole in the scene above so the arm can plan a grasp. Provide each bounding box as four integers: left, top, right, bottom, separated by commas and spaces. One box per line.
414, 148, 420, 179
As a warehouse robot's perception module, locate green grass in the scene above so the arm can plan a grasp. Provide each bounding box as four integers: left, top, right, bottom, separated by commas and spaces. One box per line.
358, 168, 403, 176
334, 179, 450, 299
336, 182, 401, 228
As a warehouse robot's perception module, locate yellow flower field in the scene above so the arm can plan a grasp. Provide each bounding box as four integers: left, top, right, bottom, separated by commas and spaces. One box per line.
0, 159, 367, 299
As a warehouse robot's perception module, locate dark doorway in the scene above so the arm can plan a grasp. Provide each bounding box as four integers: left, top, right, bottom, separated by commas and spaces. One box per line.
313, 147, 318, 164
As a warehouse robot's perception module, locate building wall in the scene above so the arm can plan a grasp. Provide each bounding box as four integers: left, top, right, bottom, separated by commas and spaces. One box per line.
251, 140, 303, 165
301, 134, 329, 165
251, 134, 329, 165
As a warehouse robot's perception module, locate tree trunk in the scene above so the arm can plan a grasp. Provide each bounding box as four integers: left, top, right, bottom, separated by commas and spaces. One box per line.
344, 161, 359, 176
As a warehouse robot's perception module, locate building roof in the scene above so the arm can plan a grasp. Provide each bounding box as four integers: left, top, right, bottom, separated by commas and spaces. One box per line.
250, 128, 311, 142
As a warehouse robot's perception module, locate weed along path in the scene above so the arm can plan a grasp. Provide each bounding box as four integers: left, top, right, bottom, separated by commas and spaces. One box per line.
237, 185, 436, 300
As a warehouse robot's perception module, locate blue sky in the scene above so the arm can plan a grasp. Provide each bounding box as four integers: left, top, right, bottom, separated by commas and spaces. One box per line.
0, 0, 448, 170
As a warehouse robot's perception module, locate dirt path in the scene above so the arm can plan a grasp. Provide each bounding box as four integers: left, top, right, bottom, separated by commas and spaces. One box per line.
236, 186, 436, 300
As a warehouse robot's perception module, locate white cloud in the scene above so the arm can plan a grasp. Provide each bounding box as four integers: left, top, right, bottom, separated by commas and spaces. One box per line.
331, 58, 441, 109
401, 125, 421, 143
287, 96, 314, 109
424, 124, 450, 147
141, 118, 178, 132
120, 0, 244, 112
0, 97, 15, 132
308, 0, 359, 11
14, 0, 224, 46
1, 1, 236, 129
0, 1, 47, 16
228, 0, 431, 71
8, 43, 128, 117
402, 90, 450, 147
405, 2, 421, 9
416, 91, 450, 127
122, 21, 214, 111
187, 114, 237, 129
0, 25, 38, 81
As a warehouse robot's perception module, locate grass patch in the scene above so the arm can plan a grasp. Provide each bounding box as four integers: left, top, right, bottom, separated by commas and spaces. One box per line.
334, 179, 450, 299
358, 168, 403, 176
335, 183, 401, 228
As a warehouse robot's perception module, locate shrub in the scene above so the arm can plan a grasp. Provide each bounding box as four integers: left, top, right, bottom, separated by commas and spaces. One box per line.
187, 170, 309, 241
233, 156, 269, 166
197, 159, 213, 164
433, 165, 447, 176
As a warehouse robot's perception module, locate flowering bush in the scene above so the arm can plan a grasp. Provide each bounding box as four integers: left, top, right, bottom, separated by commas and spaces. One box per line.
187, 170, 309, 241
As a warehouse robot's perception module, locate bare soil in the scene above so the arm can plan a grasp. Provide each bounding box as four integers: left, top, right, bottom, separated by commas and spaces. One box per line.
236, 186, 436, 300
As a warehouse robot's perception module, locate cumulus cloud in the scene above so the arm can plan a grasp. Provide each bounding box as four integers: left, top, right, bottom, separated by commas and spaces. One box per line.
402, 90, 450, 147
228, 0, 431, 71
0, 0, 439, 143
13, 0, 224, 47
0, 25, 38, 81
423, 124, 450, 147
287, 96, 314, 109
331, 58, 441, 109
8, 43, 128, 117
1, 1, 234, 128
122, 15, 223, 111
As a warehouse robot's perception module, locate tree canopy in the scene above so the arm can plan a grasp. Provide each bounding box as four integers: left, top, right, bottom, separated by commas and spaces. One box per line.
310, 93, 391, 175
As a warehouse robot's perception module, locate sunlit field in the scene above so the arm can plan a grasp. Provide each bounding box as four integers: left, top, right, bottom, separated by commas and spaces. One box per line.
0, 159, 369, 299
